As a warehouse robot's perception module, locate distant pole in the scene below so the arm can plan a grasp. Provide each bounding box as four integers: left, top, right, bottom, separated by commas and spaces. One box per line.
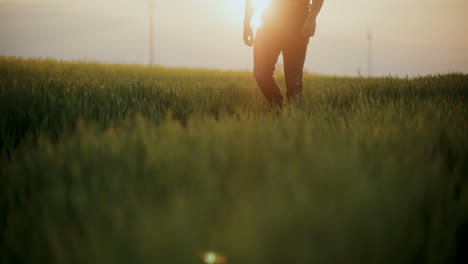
367, 30, 372, 77
149, 0, 154, 65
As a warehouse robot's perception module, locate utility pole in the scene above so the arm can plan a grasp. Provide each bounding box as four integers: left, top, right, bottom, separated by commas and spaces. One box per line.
149, 0, 154, 65
367, 30, 372, 77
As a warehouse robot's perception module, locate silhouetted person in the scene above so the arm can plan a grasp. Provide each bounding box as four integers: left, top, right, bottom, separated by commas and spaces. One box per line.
244, 0, 324, 107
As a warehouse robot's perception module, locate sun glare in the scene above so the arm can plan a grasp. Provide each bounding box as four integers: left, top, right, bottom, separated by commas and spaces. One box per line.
227, 0, 269, 30
251, 0, 269, 29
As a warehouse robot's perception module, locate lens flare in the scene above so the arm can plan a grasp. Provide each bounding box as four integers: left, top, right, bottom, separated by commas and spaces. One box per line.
198, 251, 227, 264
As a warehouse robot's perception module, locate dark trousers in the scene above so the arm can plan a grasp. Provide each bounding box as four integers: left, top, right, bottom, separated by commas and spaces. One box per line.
253, 17, 309, 107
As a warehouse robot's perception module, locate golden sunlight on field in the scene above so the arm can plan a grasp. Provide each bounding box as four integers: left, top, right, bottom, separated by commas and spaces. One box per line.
1, 0, 467, 75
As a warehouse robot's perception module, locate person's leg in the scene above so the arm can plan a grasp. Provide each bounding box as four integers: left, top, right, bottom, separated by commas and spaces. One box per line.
253, 27, 283, 107
282, 32, 309, 101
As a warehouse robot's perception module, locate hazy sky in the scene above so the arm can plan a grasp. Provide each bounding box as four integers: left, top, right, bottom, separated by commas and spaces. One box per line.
1, 0, 467, 76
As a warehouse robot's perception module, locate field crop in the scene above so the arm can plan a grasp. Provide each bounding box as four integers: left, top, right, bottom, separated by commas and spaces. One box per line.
1, 57, 467, 263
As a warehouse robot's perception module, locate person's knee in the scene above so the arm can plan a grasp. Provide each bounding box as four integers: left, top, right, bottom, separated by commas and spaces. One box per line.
287, 82, 303, 92
285, 77, 303, 98
253, 68, 274, 85
253, 68, 263, 83
285, 76, 303, 91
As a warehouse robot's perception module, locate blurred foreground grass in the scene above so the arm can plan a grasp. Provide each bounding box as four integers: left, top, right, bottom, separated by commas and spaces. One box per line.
1, 57, 468, 263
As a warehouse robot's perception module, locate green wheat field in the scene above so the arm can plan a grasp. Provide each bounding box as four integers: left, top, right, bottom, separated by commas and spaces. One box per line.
1, 57, 467, 263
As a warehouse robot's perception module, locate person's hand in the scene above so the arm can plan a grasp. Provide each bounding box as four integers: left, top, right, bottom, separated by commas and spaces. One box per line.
243, 24, 254, 47
301, 16, 317, 39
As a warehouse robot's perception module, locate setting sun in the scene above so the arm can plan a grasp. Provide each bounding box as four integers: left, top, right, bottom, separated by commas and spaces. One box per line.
251, 0, 269, 29
227, 0, 269, 29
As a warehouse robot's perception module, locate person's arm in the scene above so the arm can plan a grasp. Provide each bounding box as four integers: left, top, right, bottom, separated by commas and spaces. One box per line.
302, 0, 325, 38
243, 0, 254, 46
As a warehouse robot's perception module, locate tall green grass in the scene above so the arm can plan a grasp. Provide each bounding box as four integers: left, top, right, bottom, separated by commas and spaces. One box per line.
1, 57, 467, 263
